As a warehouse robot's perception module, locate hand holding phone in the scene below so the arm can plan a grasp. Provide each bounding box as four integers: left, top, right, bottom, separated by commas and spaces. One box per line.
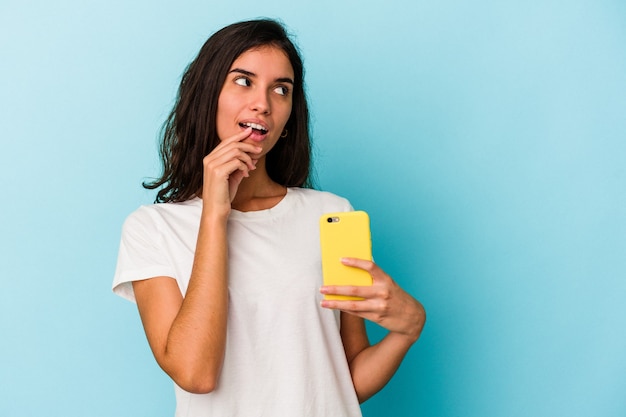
319, 211, 373, 300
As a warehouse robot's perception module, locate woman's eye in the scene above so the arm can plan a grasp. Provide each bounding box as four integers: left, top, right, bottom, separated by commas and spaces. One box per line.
274, 85, 289, 96
235, 77, 250, 87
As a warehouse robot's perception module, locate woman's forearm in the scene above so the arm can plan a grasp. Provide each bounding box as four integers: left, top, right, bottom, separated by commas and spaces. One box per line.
158, 209, 230, 393
349, 331, 417, 402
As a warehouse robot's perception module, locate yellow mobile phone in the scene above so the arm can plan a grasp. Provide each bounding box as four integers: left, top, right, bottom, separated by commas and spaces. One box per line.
319, 211, 373, 301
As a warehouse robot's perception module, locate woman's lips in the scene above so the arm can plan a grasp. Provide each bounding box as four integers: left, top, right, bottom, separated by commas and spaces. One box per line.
239, 122, 269, 142
239, 121, 268, 133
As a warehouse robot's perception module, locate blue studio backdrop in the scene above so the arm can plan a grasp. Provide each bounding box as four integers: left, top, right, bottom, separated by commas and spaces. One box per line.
1, 1, 625, 416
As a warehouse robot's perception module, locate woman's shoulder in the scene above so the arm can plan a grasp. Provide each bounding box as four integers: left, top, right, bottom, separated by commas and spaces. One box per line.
288, 187, 353, 212
122, 197, 202, 231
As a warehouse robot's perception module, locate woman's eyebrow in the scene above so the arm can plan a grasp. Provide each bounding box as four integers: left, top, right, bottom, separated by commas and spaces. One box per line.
229, 68, 294, 85
229, 68, 254, 77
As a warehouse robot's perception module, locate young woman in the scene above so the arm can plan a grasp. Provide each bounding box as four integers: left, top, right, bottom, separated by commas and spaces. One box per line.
113, 18, 425, 417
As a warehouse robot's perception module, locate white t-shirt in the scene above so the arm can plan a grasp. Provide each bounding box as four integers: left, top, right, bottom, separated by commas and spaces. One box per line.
113, 187, 363, 417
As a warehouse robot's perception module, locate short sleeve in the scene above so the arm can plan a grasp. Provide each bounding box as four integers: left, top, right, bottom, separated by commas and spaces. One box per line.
112, 207, 176, 303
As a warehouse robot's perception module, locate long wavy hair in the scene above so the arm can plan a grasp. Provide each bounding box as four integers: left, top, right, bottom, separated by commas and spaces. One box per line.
144, 19, 313, 203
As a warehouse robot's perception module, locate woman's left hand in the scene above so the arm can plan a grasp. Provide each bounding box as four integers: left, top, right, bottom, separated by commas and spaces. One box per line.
320, 258, 426, 343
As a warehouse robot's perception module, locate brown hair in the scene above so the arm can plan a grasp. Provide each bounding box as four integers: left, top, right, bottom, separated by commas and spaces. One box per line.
144, 19, 313, 203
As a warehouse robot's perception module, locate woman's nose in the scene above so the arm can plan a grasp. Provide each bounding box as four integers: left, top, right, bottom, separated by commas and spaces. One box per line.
250, 90, 271, 114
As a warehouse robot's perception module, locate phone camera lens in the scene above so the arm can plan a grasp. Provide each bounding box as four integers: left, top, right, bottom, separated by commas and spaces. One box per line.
327, 217, 333, 223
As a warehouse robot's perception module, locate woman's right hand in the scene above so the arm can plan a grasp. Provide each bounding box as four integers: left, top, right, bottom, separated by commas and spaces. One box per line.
200, 127, 261, 212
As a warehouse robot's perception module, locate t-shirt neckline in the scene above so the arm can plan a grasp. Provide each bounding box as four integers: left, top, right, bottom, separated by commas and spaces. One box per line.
227, 187, 295, 221
187, 188, 296, 221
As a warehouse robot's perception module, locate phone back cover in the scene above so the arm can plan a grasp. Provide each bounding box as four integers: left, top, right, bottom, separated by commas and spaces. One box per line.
319, 211, 373, 300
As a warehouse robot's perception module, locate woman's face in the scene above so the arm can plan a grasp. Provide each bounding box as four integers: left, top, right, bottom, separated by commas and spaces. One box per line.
216, 45, 294, 157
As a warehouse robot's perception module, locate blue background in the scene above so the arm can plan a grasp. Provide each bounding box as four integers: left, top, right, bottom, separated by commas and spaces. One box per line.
1, 0, 625, 416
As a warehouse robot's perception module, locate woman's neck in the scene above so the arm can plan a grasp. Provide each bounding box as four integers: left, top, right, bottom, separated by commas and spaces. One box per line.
230, 160, 287, 212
